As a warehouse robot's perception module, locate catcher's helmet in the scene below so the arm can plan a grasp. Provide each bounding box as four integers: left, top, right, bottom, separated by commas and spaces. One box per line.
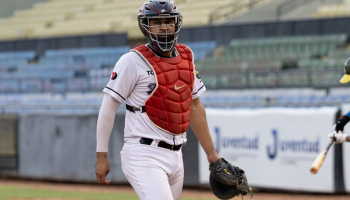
137, 0, 182, 52
340, 57, 350, 83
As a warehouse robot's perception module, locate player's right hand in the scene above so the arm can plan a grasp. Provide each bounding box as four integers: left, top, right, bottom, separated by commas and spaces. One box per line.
95, 152, 111, 185
328, 131, 347, 144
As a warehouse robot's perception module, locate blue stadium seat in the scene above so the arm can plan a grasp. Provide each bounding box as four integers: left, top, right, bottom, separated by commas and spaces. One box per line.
0, 51, 36, 67
183, 41, 216, 62
67, 78, 89, 92
20, 80, 42, 93
42, 46, 129, 68
0, 81, 20, 93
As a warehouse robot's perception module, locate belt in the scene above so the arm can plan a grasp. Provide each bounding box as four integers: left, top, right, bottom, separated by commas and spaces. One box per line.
126, 104, 146, 113
139, 137, 182, 151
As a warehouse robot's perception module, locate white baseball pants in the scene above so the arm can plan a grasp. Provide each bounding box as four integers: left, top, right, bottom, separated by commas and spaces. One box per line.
121, 142, 184, 200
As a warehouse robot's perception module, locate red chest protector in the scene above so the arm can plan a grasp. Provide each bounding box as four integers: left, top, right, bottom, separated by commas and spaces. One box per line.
132, 44, 195, 134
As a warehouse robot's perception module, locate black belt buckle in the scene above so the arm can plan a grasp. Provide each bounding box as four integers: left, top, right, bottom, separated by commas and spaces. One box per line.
139, 137, 153, 145
158, 141, 181, 151
133, 106, 143, 112
126, 104, 146, 113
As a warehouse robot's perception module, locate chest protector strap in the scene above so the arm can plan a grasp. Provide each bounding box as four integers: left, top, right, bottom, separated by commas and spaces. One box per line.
131, 44, 195, 135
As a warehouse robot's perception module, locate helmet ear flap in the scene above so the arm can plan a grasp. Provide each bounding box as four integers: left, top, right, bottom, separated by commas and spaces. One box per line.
175, 16, 182, 33
141, 18, 148, 26
138, 17, 151, 36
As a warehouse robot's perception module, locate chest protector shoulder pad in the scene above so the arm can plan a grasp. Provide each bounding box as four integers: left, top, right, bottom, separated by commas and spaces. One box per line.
132, 44, 195, 134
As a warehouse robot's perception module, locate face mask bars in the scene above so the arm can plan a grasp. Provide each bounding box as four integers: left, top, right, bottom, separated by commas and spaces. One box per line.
151, 24, 174, 51
140, 15, 182, 52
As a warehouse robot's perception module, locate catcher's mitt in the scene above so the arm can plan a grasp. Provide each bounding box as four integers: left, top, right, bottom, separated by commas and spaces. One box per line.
209, 158, 253, 199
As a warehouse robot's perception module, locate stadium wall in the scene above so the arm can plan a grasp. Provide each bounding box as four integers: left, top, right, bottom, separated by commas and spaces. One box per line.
0, 34, 129, 55
0, 0, 49, 18
7, 107, 347, 192
0, 115, 17, 175
17, 113, 199, 185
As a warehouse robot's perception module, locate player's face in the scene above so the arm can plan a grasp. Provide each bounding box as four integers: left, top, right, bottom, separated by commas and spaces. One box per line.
149, 18, 176, 38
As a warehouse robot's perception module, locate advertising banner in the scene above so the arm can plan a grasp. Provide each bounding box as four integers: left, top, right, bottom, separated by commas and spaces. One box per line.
199, 107, 338, 192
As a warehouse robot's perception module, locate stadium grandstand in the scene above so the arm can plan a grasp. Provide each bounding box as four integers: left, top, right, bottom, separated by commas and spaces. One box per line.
0, 0, 350, 114
0, 0, 268, 41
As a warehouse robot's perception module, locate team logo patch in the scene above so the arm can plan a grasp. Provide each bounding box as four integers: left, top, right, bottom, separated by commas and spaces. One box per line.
147, 83, 156, 95
110, 72, 117, 80
196, 71, 201, 79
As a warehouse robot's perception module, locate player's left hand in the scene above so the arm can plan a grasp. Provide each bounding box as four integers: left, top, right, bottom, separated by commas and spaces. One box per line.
207, 151, 220, 164
209, 158, 253, 199
328, 131, 347, 144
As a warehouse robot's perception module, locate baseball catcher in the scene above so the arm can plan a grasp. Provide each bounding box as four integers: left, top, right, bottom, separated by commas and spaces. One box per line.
209, 158, 253, 199
95, 0, 236, 200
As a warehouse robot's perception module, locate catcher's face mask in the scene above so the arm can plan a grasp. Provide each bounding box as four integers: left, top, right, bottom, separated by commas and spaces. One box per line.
139, 15, 182, 52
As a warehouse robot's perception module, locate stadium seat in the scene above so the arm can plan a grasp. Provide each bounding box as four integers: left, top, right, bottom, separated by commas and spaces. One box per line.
313, 1, 350, 19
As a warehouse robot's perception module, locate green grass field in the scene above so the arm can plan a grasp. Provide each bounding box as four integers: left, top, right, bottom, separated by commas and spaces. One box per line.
0, 185, 214, 200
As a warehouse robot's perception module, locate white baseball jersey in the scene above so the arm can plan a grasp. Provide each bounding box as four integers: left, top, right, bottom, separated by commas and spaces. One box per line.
103, 46, 206, 145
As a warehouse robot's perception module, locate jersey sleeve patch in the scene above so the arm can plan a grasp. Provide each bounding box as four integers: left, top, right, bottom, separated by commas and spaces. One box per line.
110, 72, 117, 80
196, 70, 201, 79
